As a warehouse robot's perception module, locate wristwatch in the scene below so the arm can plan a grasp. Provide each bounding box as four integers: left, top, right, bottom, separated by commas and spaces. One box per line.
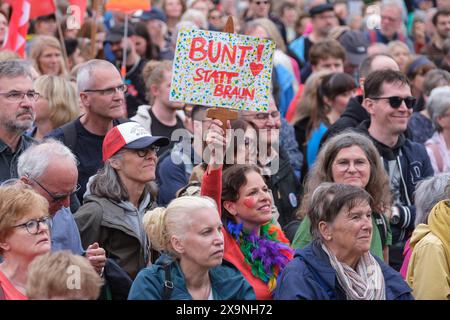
391, 206, 400, 225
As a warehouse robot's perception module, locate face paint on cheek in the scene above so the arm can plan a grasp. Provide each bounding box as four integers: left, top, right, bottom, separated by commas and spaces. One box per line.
243, 197, 256, 208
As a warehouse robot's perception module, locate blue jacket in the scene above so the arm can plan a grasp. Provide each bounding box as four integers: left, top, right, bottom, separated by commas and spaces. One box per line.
128, 255, 256, 300
274, 241, 414, 300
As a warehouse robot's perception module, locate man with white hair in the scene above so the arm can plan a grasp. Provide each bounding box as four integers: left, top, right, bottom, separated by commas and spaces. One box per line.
0, 60, 37, 183
46, 59, 128, 205
17, 139, 106, 273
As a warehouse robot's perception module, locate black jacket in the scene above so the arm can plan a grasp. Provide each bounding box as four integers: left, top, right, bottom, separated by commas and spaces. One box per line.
264, 147, 302, 229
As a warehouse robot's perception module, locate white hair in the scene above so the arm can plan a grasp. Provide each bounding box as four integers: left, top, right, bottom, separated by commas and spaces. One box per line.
76, 59, 117, 93
17, 139, 78, 179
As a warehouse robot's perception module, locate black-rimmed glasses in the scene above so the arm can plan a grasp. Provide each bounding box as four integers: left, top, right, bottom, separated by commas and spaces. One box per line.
31, 178, 80, 202
131, 146, 160, 158
83, 84, 127, 95
0, 91, 40, 102
13, 216, 53, 235
368, 96, 416, 109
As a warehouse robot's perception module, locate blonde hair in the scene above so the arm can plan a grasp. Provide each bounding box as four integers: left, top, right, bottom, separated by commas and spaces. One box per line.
0, 183, 48, 253
244, 18, 287, 53
142, 60, 173, 103
34, 75, 80, 129
29, 35, 68, 77
143, 196, 217, 255
26, 251, 103, 300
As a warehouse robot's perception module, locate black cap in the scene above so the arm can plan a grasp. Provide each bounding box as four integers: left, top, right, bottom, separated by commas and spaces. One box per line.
105, 24, 136, 43
338, 30, 369, 66
309, 3, 334, 17
140, 8, 167, 23
35, 13, 56, 21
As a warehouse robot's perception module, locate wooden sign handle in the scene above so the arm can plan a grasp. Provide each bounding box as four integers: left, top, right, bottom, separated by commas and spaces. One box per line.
207, 16, 239, 132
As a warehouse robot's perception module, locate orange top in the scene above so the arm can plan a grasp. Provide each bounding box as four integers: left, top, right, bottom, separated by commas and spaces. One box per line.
0, 270, 28, 300
201, 167, 272, 300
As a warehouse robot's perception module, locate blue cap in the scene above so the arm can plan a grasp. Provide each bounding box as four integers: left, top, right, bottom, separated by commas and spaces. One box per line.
140, 8, 167, 23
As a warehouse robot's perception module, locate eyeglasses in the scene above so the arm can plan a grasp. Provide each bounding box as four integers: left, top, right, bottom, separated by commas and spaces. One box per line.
369, 96, 416, 109
333, 159, 369, 172
132, 146, 160, 158
0, 91, 40, 102
31, 178, 81, 203
83, 84, 127, 95
255, 0, 269, 5
13, 216, 53, 235
252, 110, 280, 120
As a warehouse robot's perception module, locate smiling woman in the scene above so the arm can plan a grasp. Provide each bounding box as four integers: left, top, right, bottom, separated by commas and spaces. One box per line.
0, 183, 51, 300
29, 36, 68, 77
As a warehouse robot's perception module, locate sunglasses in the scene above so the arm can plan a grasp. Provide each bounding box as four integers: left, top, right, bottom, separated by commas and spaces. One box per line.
133, 146, 160, 157
369, 96, 416, 109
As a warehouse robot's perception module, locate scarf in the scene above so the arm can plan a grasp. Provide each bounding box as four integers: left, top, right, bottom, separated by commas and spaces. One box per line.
322, 244, 386, 300
227, 221, 293, 291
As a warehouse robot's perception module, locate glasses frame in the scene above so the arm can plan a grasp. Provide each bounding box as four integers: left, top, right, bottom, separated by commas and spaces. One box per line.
129, 146, 160, 158
12, 216, 53, 235
83, 84, 127, 95
368, 96, 416, 109
0, 91, 40, 102
31, 178, 80, 202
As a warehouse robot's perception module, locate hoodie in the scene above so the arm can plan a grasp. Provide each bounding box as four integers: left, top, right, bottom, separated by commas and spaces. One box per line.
406, 201, 450, 299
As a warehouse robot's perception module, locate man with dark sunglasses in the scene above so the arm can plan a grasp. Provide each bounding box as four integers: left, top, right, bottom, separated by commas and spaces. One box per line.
359, 69, 434, 271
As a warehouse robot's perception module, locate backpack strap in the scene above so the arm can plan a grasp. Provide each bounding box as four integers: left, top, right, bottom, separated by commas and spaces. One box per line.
60, 120, 78, 153
369, 30, 377, 44
162, 263, 174, 300
426, 142, 443, 172
373, 212, 388, 248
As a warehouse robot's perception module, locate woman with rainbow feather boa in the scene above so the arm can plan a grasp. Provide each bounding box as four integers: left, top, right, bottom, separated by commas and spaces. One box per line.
201, 119, 293, 299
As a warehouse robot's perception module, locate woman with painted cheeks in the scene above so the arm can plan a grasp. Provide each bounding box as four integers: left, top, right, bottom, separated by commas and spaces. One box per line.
200, 119, 293, 300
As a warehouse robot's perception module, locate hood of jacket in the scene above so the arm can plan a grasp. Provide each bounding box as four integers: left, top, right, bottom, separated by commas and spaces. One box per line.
340, 95, 368, 123
409, 223, 431, 249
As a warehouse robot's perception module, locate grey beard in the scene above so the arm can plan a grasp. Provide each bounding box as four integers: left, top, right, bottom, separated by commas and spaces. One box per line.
2, 119, 33, 134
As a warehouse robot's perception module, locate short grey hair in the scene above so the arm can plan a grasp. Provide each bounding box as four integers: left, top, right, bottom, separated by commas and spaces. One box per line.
76, 59, 117, 92
422, 69, 450, 97
414, 173, 450, 226
0, 59, 33, 79
17, 139, 78, 179
427, 86, 450, 132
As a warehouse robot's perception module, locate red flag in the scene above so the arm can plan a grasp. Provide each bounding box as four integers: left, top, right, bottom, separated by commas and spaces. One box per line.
106, 0, 151, 14
28, 0, 56, 20
68, 0, 87, 25
3, 0, 30, 57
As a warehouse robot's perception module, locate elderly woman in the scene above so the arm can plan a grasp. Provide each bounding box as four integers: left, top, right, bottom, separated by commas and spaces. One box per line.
292, 132, 392, 261
400, 173, 450, 278
275, 183, 413, 300
31, 75, 79, 140
200, 120, 293, 300
406, 182, 450, 299
128, 196, 255, 300
0, 183, 52, 300
424, 86, 450, 173
29, 35, 67, 77
75, 122, 169, 280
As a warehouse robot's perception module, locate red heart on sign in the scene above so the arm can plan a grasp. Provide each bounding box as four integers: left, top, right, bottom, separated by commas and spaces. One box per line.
250, 62, 264, 77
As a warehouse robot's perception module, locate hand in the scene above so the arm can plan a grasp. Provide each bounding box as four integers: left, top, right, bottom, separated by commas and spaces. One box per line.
86, 242, 106, 275
205, 119, 230, 169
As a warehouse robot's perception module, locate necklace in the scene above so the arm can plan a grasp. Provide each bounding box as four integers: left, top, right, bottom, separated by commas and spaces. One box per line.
227, 221, 294, 292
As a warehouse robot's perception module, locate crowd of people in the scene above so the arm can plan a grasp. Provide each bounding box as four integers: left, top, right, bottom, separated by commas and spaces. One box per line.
1, 0, 450, 301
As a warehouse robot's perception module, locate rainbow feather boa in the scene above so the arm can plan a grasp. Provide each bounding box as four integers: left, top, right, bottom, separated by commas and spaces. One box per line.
227, 221, 294, 292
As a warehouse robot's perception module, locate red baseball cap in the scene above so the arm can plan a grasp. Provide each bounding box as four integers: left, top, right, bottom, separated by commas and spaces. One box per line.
102, 122, 169, 162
